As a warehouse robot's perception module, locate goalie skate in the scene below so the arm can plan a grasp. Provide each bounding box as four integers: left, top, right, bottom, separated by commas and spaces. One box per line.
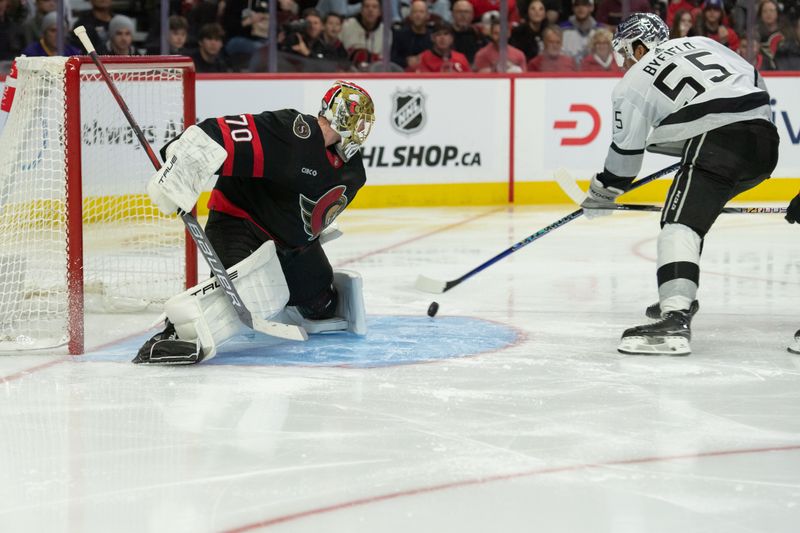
618, 310, 692, 356
788, 329, 800, 355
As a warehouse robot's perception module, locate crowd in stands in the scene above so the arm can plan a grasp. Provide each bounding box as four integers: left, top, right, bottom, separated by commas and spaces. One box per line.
0, 0, 799, 72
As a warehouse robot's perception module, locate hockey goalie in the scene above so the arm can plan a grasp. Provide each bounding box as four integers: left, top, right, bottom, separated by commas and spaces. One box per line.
134, 81, 375, 364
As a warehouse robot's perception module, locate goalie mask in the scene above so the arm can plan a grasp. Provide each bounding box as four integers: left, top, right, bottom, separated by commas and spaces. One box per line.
612, 12, 669, 67
319, 81, 375, 162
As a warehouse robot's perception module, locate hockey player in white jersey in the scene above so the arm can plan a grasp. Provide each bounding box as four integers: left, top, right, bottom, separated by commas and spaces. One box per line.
581, 12, 779, 355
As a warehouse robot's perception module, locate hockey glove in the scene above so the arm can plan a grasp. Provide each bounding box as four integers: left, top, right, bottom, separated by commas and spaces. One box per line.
581, 173, 624, 220
786, 194, 800, 224
146, 125, 227, 215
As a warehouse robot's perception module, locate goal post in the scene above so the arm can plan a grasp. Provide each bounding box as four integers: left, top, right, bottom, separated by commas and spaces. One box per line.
0, 56, 198, 354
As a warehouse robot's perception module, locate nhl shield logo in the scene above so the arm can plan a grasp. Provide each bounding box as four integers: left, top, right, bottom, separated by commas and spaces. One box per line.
391, 90, 426, 134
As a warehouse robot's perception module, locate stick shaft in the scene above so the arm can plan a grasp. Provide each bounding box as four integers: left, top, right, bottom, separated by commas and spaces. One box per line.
599, 203, 787, 214
439, 163, 681, 292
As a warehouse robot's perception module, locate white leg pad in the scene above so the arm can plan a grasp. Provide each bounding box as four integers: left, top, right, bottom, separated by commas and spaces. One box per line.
278, 269, 367, 336
165, 241, 290, 361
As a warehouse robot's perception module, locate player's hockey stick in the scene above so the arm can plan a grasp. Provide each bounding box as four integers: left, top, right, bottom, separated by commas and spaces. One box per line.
74, 26, 307, 342
415, 163, 681, 294
593, 204, 786, 214
554, 169, 787, 214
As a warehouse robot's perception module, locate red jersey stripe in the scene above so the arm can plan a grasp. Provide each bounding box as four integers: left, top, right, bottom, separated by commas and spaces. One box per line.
245, 114, 264, 177
216, 117, 235, 175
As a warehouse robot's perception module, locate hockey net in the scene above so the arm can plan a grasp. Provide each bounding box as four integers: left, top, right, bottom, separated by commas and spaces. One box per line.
0, 56, 198, 354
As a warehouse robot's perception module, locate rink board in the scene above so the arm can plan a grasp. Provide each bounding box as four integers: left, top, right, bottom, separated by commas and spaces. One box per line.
2, 72, 798, 207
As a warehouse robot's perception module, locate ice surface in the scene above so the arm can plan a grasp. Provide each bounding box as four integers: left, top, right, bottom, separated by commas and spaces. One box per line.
1, 206, 799, 533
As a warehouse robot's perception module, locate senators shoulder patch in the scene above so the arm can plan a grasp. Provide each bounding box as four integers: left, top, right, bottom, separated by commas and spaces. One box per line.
293, 114, 311, 139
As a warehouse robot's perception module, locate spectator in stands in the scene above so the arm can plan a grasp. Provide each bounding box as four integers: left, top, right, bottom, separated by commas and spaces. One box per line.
188, 0, 226, 48
670, 9, 697, 38
73, 0, 114, 54
317, 13, 348, 62
105, 14, 143, 55
167, 15, 192, 54
451, 0, 486, 63
468, 0, 519, 24
391, 0, 433, 69
340, 0, 390, 69
527, 25, 576, 70
696, 0, 739, 51
594, 0, 652, 27
509, 0, 549, 61
191, 22, 231, 72
22, 10, 82, 56
223, 0, 271, 70
543, 0, 562, 24
283, 8, 324, 56
775, 15, 800, 69
739, 34, 774, 69
22, 0, 55, 45
315, 0, 362, 19
579, 26, 621, 71
474, 16, 527, 71
666, 0, 702, 28
560, 0, 601, 61
428, 0, 455, 22
416, 20, 471, 71
757, 0, 785, 62
0, 0, 27, 60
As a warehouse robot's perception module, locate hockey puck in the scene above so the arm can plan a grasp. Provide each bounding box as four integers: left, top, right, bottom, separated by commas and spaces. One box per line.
427, 301, 439, 317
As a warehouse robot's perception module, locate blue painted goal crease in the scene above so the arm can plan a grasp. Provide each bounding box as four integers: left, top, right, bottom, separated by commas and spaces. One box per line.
76, 316, 521, 368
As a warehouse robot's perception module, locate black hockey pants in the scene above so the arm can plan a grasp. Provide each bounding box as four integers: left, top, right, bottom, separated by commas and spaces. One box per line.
204, 210, 337, 319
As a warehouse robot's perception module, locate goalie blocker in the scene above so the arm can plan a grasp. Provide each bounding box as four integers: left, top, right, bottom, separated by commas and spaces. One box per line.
134, 241, 366, 364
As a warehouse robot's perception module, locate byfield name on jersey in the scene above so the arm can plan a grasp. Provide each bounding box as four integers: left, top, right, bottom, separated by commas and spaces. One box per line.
641, 41, 698, 77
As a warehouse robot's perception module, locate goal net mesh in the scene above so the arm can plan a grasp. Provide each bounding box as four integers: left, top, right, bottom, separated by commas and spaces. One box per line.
0, 56, 190, 351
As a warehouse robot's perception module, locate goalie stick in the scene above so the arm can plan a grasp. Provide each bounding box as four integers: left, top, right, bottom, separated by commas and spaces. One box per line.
73, 26, 307, 342
415, 163, 681, 294
553, 169, 787, 215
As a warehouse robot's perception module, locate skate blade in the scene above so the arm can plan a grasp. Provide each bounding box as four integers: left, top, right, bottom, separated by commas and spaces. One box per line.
618, 335, 691, 356
788, 342, 800, 355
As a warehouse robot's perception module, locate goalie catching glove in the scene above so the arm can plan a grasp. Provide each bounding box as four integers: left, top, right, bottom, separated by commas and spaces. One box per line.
147, 125, 227, 214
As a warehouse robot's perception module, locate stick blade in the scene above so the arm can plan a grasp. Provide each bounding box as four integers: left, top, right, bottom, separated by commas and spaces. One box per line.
415, 274, 448, 294
252, 317, 308, 341
553, 168, 587, 205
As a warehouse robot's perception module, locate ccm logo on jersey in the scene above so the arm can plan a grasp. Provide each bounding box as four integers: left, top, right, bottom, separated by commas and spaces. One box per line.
301, 167, 318, 176
553, 104, 601, 146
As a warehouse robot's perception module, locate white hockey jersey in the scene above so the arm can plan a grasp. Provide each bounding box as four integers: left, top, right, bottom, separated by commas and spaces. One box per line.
604, 36, 771, 179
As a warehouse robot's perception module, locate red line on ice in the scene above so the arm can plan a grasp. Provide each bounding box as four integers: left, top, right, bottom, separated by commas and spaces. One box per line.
222, 443, 800, 533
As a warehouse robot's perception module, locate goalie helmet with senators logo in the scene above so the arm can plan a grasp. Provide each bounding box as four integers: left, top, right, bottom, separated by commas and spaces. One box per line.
319, 81, 375, 162
612, 12, 669, 67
